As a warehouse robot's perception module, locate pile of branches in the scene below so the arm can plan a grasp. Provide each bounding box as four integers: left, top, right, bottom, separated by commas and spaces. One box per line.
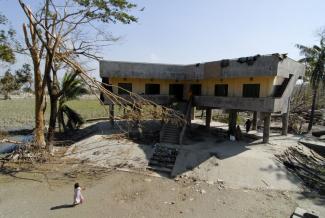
276, 146, 325, 195
289, 84, 325, 133
0, 139, 50, 166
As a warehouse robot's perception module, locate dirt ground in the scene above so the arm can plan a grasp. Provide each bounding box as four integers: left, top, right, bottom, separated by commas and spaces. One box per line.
0, 167, 297, 218
1, 120, 324, 217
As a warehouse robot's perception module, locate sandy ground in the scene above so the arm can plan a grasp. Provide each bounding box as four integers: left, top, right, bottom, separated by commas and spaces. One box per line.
1, 119, 324, 217
0, 170, 298, 218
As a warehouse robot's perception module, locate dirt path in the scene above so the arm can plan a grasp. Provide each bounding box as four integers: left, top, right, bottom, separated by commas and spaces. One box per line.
0, 170, 297, 218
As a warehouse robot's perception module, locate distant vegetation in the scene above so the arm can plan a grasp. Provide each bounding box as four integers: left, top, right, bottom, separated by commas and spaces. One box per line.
0, 97, 107, 131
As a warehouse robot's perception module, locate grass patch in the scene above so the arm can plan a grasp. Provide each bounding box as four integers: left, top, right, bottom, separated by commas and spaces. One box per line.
0, 97, 108, 131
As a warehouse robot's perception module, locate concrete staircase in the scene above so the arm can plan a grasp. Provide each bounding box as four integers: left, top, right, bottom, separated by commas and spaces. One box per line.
148, 144, 179, 174
160, 122, 181, 144
160, 101, 191, 144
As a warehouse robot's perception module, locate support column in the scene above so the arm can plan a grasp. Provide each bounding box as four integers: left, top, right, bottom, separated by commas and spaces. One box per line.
282, 98, 290, 135
109, 104, 115, 126
161, 107, 166, 124
281, 113, 289, 136
228, 110, 237, 134
206, 108, 212, 129
191, 107, 195, 120
252, 112, 258, 130
263, 112, 271, 143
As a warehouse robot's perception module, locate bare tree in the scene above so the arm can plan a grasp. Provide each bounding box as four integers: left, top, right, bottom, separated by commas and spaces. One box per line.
18, 0, 185, 154
22, 18, 46, 147
18, 0, 138, 150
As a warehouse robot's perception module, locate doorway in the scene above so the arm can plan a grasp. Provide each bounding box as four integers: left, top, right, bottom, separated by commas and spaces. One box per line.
169, 84, 184, 101
190, 84, 202, 96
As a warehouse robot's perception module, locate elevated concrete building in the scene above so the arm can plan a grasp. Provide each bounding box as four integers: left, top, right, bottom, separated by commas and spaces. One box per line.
99, 54, 305, 143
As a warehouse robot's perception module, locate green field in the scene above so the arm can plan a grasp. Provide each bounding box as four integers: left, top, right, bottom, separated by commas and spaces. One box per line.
0, 97, 108, 131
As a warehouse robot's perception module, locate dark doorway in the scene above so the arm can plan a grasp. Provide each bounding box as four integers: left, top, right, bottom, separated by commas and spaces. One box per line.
243, 84, 260, 98
118, 83, 132, 94
190, 84, 202, 96
145, 84, 160, 95
215, 84, 228, 97
169, 84, 184, 101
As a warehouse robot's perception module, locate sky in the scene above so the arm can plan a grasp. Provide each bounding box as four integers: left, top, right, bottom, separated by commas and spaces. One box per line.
1, 0, 325, 78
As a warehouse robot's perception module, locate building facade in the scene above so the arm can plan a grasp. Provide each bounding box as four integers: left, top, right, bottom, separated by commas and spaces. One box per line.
99, 54, 305, 143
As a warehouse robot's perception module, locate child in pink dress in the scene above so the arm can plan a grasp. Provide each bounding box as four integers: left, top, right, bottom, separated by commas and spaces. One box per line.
73, 183, 84, 205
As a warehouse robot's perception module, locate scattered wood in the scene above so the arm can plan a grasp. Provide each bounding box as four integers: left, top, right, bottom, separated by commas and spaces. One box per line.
0, 139, 25, 144
276, 146, 325, 195
0, 140, 51, 165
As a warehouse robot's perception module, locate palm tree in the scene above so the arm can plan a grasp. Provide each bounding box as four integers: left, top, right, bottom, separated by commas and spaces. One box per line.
57, 72, 88, 132
296, 35, 325, 131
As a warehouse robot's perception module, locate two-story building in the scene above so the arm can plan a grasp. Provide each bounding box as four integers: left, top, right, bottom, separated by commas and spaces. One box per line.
99, 54, 305, 143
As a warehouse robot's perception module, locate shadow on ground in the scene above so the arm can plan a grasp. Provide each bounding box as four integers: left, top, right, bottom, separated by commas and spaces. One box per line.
64, 120, 266, 179
50, 204, 76, 210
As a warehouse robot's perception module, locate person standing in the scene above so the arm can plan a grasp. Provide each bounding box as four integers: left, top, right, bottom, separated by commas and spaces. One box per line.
73, 183, 84, 205
245, 119, 252, 133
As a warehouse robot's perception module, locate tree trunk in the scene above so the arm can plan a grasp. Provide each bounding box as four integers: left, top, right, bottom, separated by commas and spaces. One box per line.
308, 88, 318, 132
47, 96, 58, 152
4, 92, 9, 100
34, 65, 46, 148
22, 22, 46, 148
46, 70, 60, 152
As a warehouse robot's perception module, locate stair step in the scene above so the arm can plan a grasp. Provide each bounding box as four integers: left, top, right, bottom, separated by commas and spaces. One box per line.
162, 132, 179, 136
163, 128, 179, 132
162, 134, 179, 139
164, 129, 180, 133
161, 140, 179, 144
151, 156, 176, 163
161, 138, 178, 141
149, 161, 174, 169
147, 166, 172, 173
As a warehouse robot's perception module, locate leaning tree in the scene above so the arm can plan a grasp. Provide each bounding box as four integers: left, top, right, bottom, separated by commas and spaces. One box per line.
18, 0, 138, 150
18, 0, 184, 152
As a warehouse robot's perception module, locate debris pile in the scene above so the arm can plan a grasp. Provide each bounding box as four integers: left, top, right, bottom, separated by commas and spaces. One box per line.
276, 146, 325, 195
0, 143, 50, 166
301, 109, 325, 125
148, 144, 178, 174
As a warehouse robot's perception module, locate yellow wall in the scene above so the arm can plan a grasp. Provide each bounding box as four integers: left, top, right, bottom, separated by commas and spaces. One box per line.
110, 76, 276, 98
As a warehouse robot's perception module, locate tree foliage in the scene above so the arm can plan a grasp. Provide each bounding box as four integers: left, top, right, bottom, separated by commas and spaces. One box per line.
0, 70, 20, 99
58, 72, 89, 131
296, 32, 325, 131
18, 0, 138, 148
73, 0, 137, 23
15, 63, 33, 92
296, 36, 325, 89
0, 13, 16, 63
0, 64, 34, 99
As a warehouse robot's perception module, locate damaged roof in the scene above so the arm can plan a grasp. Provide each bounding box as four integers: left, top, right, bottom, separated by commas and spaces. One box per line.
100, 54, 305, 80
